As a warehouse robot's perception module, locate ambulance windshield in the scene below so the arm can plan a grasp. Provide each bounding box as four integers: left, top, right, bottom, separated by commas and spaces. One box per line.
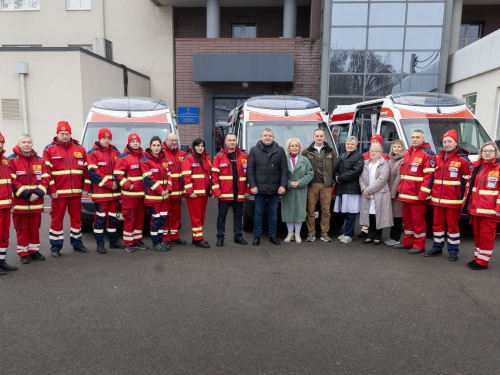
245, 121, 334, 151
400, 118, 490, 155
83, 122, 172, 152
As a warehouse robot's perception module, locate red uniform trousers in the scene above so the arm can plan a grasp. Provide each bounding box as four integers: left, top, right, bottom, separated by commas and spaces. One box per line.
431, 206, 461, 254
402, 202, 427, 250
49, 197, 83, 252
164, 198, 182, 242
186, 195, 208, 241
0, 208, 10, 265
472, 216, 497, 267
13, 213, 41, 257
149, 201, 169, 246
122, 198, 145, 247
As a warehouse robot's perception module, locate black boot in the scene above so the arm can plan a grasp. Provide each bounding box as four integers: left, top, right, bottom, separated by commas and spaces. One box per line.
29, 251, 45, 261
0, 262, 18, 271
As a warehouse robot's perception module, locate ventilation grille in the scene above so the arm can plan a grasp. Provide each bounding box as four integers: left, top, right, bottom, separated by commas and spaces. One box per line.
2, 99, 21, 120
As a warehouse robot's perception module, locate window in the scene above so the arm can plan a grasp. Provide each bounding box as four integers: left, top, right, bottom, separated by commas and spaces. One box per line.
464, 93, 477, 114
1, 0, 39, 11
66, 0, 91, 10
459, 24, 483, 49
232, 24, 257, 38
379, 121, 400, 154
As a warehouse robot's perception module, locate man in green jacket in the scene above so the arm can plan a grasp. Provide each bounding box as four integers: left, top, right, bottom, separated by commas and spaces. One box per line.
302, 128, 338, 242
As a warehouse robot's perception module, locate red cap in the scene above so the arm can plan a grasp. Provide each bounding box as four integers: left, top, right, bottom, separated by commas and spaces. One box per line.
370, 135, 383, 144
57, 121, 72, 134
442, 129, 458, 143
0, 132, 5, 143
98, 128, 112, 140
128, 133, 141, 144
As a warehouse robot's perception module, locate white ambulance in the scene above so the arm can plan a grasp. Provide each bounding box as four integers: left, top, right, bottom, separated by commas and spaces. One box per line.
227, 95, 340, 231
329, 92, 491, 161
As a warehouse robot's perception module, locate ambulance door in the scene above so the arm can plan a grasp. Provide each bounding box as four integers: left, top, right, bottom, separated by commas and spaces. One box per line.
377, 118, 403, 154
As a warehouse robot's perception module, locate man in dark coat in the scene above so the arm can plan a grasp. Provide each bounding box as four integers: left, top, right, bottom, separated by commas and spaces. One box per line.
247, 128, 287, 246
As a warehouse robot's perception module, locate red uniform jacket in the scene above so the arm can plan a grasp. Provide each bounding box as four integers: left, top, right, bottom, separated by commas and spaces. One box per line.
398, 142, 435, 204
141, 149, 172, 205
211, 147, 250, 202
430, 147, 471, 209
8, 146, 50, 214
0, 149, 13, 210
114, 146, 145, 200
181, 153, 212, 196
87, 142, 121, 202
43, 137, 90, 197
463, 158, 500, 219
162, 144, 185, 198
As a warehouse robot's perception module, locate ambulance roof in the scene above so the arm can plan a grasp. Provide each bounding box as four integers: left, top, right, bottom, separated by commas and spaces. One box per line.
246, 96, 319, 110
92, 97, 169, 112
391, 93, 464, 107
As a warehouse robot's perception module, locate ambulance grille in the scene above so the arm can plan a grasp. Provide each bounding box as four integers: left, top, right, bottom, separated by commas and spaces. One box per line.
1, 99, 21, 120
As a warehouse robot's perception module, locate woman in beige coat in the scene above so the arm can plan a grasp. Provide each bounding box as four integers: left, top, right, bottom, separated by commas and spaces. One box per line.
385, 139, 406, 246
359, 143, 394, 245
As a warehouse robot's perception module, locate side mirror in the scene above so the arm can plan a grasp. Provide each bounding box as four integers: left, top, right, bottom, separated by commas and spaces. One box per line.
180, 144, 190, 152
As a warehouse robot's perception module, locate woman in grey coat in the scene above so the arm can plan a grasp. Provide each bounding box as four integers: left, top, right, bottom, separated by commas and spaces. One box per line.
281, 138, 314, 243
385, 139, 406, 246
359, 143, 394, 245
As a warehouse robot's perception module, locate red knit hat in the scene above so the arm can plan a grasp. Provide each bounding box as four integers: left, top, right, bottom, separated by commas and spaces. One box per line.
128, 133, 141, 144
0, 132, 5, 143
57, 121, 72, 134
370, 134, 383, 144
98, 128, 112, 140
442, 129, 458, 143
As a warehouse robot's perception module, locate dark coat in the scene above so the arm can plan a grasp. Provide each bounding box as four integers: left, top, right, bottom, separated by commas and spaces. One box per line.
334, 151, 364, 195
388, 154, 404, 218
247, 141, 288, 195
302, 142, 338, 187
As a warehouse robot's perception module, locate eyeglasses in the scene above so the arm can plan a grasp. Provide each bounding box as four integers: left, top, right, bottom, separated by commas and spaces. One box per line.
370, 150, 382, 153
482, 149, 496, 154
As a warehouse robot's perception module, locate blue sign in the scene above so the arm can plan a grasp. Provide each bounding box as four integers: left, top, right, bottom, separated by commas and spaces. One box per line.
178, 107, 199, 124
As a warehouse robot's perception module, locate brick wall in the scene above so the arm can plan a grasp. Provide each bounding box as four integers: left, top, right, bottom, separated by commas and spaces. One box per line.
174, 7, 310, 39
462, 5, 500, 37
175, 38, 320, 142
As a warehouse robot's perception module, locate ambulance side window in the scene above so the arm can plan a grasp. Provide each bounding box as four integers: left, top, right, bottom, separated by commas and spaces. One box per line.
332, 123, 350, 154
380, 120, 399, 154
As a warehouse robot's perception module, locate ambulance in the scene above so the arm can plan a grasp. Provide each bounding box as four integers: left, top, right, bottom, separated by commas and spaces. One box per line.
227, 95, 340, 231
329, 92, 491, 161
80, 97, 181, 231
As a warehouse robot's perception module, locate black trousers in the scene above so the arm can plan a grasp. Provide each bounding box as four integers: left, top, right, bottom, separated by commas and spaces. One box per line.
390, 217, 403, 241
368, 214, 383, 241
217, 189, 243, 240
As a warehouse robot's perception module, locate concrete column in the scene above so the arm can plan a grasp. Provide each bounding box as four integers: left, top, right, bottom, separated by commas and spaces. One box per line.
449, 0, 463, 54
438, 0, 454, 93
283, 0, 297, 38
207, 0, 220, 38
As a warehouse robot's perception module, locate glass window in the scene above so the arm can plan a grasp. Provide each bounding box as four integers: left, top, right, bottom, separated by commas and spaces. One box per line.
369, 3, 406, 26
400, 74, 438, 92
405, 27, 443, 49
1, 0, 39, 10
329, 74, 364, 96
379, 121, 400, 154
232, 24, 257, 38
331, 28, 367, 50
365, 74, 401, 97
403, 51, 440, 74
67, 0, 91, 10
464, 93, 477, 114
332, 4, 368, 26
330, 51, 366, 73
367, 51, 402, 73
407, 3, 444, 25
368, 28, 404, 50
459, 24, 483, 49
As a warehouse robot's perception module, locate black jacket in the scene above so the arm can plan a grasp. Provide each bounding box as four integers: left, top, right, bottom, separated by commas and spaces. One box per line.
247, 141, 288, 195
334, 150, 364, 195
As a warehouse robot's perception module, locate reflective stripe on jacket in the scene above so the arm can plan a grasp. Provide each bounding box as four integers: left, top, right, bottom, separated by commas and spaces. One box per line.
211, 147, 249, 202
0, 150, 13, 209
463, 158, 500, 219
87, 142, 121, 202
181, 153, 212, 196
398, 142, 435, 204
162, 144, 186, 198
114, 146, 145, 199
141, 149, 172, 204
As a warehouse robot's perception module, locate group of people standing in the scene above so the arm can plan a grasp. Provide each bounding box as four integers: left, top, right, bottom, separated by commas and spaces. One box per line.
0, 122, 498, 276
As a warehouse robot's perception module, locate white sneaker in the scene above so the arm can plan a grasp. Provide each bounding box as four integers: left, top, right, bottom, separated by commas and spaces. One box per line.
295, 231, 302, 243
340, 236, 352, 243
284, 232, 295, 243
320, 235, 332, 242
306, 235, 315, 242
384, 239, 400, 246
338, 234, 346, 240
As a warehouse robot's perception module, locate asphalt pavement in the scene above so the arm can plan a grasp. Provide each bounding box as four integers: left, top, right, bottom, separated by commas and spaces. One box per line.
1, 199, 500, 375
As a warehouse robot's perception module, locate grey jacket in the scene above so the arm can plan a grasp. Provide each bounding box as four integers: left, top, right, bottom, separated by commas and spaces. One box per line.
388, 154, 404, 218
359, 158, 394, 229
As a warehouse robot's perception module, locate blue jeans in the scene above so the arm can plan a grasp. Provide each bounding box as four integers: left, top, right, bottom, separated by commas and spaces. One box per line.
253, 193, 280, 238
344, 213, 357, 238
